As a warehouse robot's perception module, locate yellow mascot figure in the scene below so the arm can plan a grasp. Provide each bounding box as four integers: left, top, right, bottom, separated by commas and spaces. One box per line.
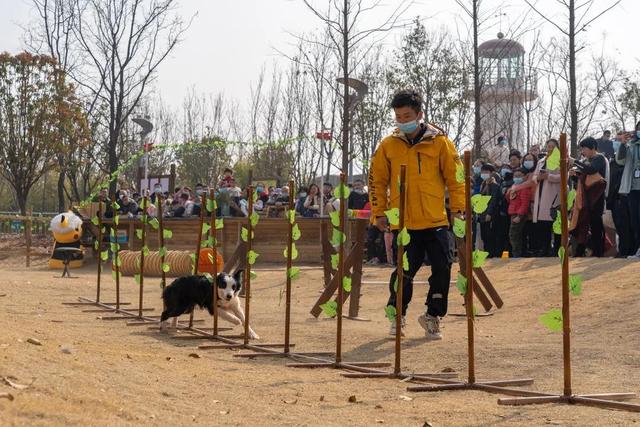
49, 212, 84, 269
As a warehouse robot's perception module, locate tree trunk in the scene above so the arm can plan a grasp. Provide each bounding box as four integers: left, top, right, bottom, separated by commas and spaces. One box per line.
108, 130, 119, 195
472, 0, 482, 160
57, 154, 66, 212
569, 0, 578, 157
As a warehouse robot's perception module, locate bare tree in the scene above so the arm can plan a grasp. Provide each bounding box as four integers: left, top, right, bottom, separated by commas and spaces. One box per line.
72, 0, 189, 194
524, 0, 622, 155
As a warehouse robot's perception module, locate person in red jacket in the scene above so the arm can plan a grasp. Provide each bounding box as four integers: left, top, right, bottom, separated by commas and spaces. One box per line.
506, 168, 532, 258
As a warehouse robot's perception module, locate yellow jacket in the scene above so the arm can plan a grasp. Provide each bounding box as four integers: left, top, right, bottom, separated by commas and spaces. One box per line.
368, 124, 465, 230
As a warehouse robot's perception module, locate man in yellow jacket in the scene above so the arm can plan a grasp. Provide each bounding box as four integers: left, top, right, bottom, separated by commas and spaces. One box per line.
369, 89, 465, 339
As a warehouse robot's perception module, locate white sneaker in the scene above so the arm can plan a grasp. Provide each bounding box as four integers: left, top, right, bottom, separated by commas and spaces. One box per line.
418, 314, 443, 340
389, 316, 406, 336
627, 249, 640, 260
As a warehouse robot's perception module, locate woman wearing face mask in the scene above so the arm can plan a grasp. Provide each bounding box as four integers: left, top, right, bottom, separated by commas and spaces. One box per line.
615, 121, 640, 258
472, 159, 485, 195
303, 184, 321, 218
479, 164, 502, 257
531, 139, 562, 257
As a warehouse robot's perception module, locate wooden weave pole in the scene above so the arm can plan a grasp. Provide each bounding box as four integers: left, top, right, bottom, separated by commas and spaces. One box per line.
209, 189, 219, 336
138, 195, 149, 318
394, 165, 407, 375
95, 202, 103, 303
111, 197, 122, 310
284, 179, 295, 354
156, 195, 167, 290
244, 186, 254, 346
188, 193, 207, 328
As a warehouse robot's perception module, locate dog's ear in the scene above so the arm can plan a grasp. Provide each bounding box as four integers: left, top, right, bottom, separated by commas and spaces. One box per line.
233, 269, 244, 288
215, 273, 226, 288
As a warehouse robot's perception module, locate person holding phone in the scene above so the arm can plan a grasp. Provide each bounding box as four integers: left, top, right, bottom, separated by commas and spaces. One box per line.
531, 139, 562, 257
616, 120, 640, 259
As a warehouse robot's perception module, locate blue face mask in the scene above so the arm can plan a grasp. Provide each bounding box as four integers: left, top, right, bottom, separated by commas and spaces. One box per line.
501, 168, 510, 177
397, 120, 419, 134
523, 160, 534, 170
513, 177, 524, 185
500, 139, 508, 146
256, 186, 264, 193
480, 173, 491, 181
473, 166, 481, 175
612, 140, 620, 153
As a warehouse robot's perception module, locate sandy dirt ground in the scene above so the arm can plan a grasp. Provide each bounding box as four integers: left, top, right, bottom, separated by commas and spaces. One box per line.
1, 250, 639, 426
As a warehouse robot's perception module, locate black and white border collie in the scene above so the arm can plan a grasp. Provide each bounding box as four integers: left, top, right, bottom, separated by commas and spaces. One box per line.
160, 270, 259, 339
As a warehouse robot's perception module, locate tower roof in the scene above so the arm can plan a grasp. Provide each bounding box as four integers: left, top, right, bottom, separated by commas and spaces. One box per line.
479, 32, 525, 58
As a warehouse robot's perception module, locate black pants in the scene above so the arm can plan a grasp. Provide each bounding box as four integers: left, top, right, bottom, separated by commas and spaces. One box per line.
366, 226, 386, 262
611, 196, 636, 257
589, 195, 605, 257
628, 190, 640, 254
386, 227, 453, 317
531, 220, 559, 257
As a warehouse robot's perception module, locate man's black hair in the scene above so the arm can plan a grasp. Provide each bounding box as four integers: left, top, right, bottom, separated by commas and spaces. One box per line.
579, 137, 597, 150
195, 183, 204, 187
353, 178, 365, 184
481, 163, 496, 172
390, 89, 423, 112
509, 150, 522, 159
513, 168, 526, 175
603, 130, 611, 136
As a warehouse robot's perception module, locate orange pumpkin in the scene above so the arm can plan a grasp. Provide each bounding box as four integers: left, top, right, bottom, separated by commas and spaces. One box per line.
197, 248, 224, 274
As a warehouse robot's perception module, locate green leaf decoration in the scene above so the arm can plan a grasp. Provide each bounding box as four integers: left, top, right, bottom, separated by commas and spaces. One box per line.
93, 241, 99, 250
569, 274, 583, 296
113, 202, 120, 210
252, 190, 258, 203
343, 276, 352, 292
241, 227, 249, 242
456, 273, 468, 295
215, 218, 224, 230
471, 194, 491, 214
397, 227, 410, 246
567, 189, 576, 210
134, 274, 141, 285
553, 216, 562, 235
331, 229, 346, 246
331, 253, 339, 270
247, 250, 259, 265
111, 271, 121, 280
284, 243, 299, 260
203, 272, 214, 283
385, 208, 400, 226
101, 226, 106, 234
114, 256, 122, 268
455, 163, 465, 183
202, 223, 211, 234
288, 267, 300, 280
161, 263, 170, 273
142, 245, 150, 257
149, 218, 160, 230
110, 243, 117, 252
539, 309, 563, 332
384, 305, 396, 322
135, 229, 143, 240
292, 223, 301, 241
159, 246, 167, 257
402, 252, 409, 271
333, 183, 350, 199
163, 229, 173, 239
190, 253, 197, 265
250, 212, 259, 227
329, 210, 340, 227
206, 198, 216, 212
472, 250, 489, 268
453, 217, 466, 238
91, 216, 99, 226
113, 215, 119, 226
287, 210, 296, 224
100, 250, 109, 262
558, 247, 565, 264
547, 147, 560, 170
250, 271, 257, 280
393, 277, 399, 292
136, 258, 141, 269
320, 300, 338, 317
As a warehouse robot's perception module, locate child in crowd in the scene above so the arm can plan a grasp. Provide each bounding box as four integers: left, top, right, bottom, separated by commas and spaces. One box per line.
506, 168, 532, 258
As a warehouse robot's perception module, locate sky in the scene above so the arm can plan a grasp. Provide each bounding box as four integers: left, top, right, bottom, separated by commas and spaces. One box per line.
0, 0, 638, 109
